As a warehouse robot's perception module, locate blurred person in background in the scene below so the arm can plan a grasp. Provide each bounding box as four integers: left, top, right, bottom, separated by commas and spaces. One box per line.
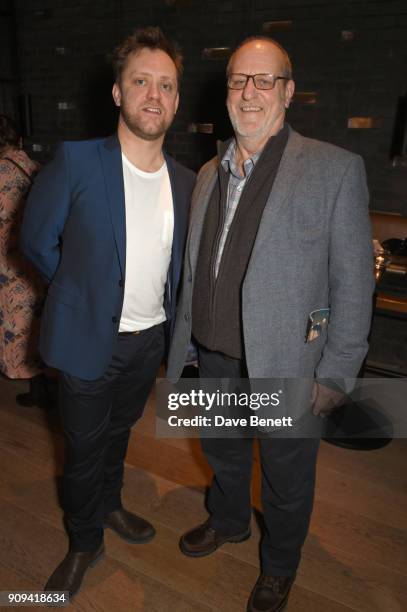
0, 114, 55, 408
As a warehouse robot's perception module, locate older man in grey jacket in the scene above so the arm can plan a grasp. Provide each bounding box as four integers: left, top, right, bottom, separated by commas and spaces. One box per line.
167, 35, 374, 612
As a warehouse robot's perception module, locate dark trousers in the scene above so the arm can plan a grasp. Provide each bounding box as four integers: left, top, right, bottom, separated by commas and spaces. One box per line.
59, 324, 165, 552
198, 345, 320, 576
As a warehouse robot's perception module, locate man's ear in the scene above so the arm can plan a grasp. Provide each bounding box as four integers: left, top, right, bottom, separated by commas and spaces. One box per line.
112, 82, 121, 107
285, 79, 295, 109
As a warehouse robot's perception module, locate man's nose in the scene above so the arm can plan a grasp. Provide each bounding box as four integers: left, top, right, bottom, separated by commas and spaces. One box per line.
242, 76, 257, 99
147, 81, 161, 99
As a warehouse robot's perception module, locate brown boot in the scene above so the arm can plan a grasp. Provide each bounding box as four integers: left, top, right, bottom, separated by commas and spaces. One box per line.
179, 519, 251, 557
104, 508, 155, 543
247, 574, 295, 612
44, 544, 104, 600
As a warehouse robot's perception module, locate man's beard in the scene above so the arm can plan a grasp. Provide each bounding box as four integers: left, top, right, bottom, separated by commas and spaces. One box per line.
228, 110, 267, 140
120, 104, 172, 142
227, 102, 286, 141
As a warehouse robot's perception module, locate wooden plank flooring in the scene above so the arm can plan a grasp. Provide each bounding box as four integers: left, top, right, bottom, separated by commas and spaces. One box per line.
0, 376, 406, 611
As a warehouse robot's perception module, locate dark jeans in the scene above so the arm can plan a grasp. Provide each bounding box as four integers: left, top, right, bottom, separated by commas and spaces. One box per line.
198, 344, 320, 576
59, 324, 165, 552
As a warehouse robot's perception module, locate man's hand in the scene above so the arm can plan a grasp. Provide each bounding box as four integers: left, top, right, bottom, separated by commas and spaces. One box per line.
311, 381, 346, 418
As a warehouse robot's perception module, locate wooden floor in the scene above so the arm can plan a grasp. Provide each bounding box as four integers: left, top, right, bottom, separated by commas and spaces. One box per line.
0, 376, 406, 612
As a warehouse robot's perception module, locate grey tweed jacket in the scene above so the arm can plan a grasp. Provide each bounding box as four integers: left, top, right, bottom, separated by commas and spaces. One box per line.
167, 126, 374, 381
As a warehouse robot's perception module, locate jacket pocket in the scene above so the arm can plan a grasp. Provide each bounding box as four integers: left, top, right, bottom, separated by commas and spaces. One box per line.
47, 282, 86, 311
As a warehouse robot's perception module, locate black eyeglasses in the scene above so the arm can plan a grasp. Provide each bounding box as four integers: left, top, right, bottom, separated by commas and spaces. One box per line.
227, 73, 290, 90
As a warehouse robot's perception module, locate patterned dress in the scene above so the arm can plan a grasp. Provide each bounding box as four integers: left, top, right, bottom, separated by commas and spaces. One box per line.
0, 148, 45, 378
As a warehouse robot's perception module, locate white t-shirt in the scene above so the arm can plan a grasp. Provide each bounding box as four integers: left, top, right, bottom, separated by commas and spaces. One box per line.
119, 153, 174, 332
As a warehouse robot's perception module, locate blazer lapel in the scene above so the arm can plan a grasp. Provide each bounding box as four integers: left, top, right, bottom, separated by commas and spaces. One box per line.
187, 160, 218, 275
266, 128, 305, 218
250, 128, 305, 254
98, 134, 126, 278
164, 153, 183, 288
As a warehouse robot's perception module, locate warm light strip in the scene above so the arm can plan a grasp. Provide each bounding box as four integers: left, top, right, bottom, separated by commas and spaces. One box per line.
202, 47, 231, 60
262, 20, 293, 32
293, 92, 318, 104
348, 117, 383, 128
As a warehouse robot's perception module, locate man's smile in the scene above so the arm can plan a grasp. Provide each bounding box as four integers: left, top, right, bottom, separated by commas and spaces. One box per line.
143, 106, 162, 114
240, 105, 262, 112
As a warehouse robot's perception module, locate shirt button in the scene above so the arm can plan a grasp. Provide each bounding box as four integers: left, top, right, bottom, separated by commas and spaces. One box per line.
184, 313, 190, 322
187, 274, 192, 282
112, 316, 118, 323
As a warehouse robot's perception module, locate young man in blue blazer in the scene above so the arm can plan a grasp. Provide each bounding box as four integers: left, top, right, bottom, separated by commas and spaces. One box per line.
21, 26, 195, 598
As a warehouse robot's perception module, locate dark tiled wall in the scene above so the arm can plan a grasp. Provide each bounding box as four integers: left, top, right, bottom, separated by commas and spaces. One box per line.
11, 0, 407, 213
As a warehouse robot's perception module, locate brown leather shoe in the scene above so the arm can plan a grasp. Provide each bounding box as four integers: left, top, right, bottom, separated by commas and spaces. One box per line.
179, 519, 251, 557
44, 544, 104, 600
104, 508, 155, 543
247, 574, 295, 612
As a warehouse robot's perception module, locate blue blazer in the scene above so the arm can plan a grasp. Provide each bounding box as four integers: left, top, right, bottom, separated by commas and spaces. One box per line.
20, 134, 195, 380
